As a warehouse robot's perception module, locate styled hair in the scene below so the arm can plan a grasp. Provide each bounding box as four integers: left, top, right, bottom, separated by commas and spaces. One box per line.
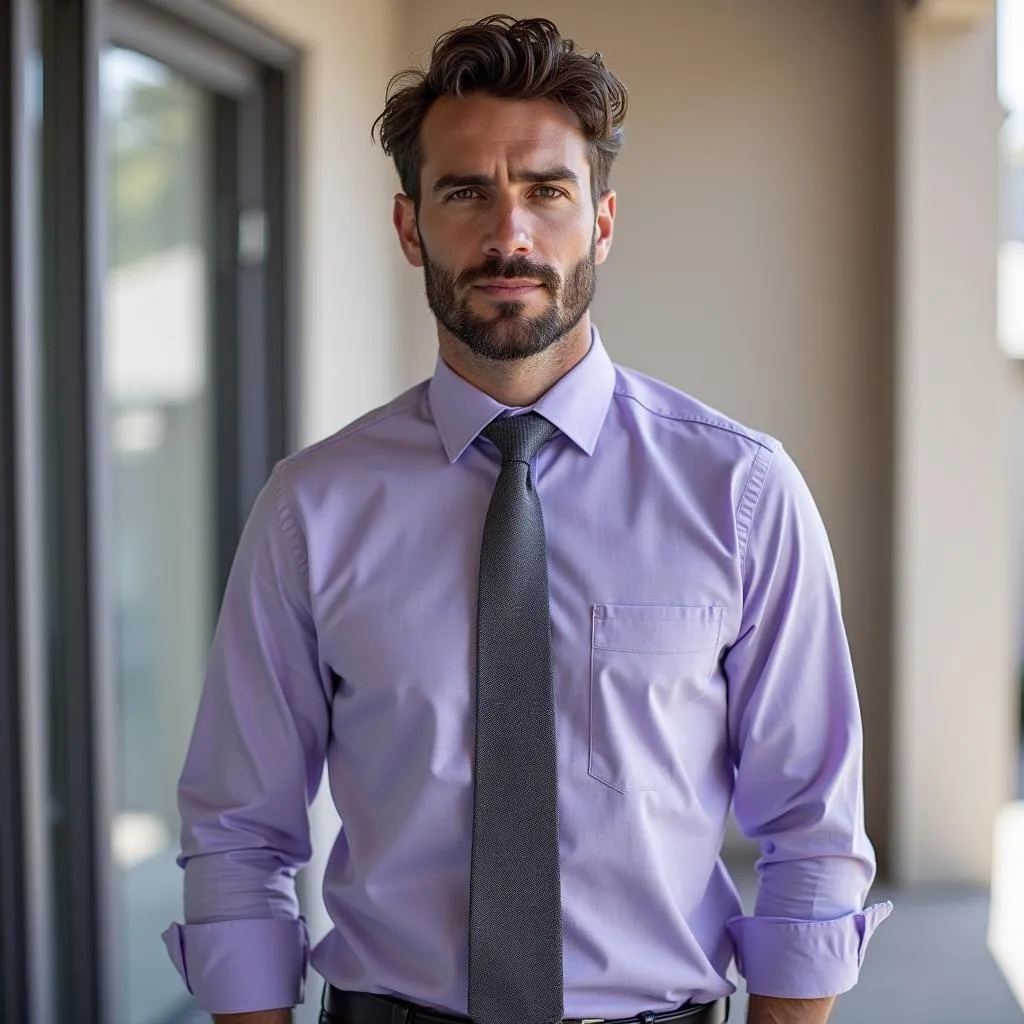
372, 15, 628, 206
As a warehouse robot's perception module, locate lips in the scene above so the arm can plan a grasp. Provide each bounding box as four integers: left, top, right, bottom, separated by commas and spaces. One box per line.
473, 279, 544, 298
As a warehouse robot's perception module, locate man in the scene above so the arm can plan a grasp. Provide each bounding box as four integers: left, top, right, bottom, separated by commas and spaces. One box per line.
163, 15, 891, 1024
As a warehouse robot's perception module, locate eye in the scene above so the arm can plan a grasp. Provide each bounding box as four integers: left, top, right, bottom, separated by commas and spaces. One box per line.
445, 188, 481, 202
533, 185, 566, 199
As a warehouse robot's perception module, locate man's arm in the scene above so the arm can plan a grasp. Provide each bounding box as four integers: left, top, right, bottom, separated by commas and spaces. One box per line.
723, 444, 891, 1001
747, 996, 834, 1024
161, 467, 331, 1015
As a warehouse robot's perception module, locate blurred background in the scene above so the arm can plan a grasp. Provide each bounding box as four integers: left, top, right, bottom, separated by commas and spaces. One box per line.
1, 0, 1023, 1022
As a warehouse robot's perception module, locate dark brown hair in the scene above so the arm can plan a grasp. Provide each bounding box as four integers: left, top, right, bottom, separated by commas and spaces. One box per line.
372, 15, 628, 207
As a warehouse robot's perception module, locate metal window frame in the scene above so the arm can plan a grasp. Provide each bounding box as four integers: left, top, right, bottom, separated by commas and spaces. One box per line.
140, 0, 298, 68
39, 0, 113, 1020
0, 0, 30, 1015
33, 0, 302, 1021
107, 0, 259, 96
7, 1, 57, 1019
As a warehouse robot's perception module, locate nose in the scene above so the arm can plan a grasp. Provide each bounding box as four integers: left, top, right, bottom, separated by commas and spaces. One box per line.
482, 196, 534, 259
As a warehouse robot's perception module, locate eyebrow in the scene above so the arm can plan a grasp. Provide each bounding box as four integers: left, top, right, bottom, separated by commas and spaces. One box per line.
430, 165, 581, 194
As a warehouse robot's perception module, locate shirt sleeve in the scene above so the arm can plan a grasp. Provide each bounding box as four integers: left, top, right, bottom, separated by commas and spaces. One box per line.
723, 444, 892, 999
161, 464, 332, 1015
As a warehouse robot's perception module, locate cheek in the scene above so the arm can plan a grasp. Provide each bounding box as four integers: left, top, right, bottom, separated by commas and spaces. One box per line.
420, 223, 479, 269
540, 210, 596, 255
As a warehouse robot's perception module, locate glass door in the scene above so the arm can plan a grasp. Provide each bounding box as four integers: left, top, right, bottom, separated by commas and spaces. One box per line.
100, 46, 216, 1024
33, 1, 296, 1020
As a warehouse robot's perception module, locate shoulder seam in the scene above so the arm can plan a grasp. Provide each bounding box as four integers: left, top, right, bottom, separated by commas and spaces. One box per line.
612, 389, 774, 450
271, 468, 311, 596
737, 445, 776, 577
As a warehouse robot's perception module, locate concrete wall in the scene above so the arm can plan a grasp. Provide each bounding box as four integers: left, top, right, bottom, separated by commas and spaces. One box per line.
397, 0, 897, 868
894, 3, 1019, 884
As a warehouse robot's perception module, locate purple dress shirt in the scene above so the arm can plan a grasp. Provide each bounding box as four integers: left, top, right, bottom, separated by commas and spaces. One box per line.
162, 328, 891, 1016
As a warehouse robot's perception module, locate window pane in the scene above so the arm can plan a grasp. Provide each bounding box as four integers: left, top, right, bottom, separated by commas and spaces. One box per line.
101, 46, 214, 1024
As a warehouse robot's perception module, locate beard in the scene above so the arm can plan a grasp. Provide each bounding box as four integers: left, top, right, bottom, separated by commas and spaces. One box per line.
421, 240, 597, 362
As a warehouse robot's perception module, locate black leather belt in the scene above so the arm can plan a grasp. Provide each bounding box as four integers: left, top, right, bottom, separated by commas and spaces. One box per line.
322, 987, 729, 1024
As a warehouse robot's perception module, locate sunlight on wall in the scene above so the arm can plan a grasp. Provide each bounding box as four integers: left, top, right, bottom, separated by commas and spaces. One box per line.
999, 0, 1024, 357
989, 801, 1024, 1009
994, 10, 1024, 1007
998, 241, 1024, 355
111, 811, 172, 871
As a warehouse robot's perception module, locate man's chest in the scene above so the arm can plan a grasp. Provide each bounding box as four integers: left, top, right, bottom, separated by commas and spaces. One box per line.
303, 451, 743, 799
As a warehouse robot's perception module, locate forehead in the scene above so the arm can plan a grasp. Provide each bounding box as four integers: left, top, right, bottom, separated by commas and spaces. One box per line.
419, 94, 590, 185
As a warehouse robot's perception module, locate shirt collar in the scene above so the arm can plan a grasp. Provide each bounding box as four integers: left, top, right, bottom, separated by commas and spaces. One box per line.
428, 325, 617, 463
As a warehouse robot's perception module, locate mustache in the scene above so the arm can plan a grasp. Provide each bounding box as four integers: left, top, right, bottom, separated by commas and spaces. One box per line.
456, 257, 560, 291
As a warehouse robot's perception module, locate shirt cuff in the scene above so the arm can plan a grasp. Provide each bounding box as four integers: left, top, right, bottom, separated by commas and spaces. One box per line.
727, 901, 893, 999
162, 917, 310, 1014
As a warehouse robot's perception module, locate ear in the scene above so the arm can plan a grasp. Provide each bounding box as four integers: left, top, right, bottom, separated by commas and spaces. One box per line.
393, 194, 424, 268
594, 190, 616, 266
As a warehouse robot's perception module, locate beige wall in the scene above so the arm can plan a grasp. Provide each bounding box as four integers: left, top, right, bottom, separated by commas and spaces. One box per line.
894, 5, 1019, 884
397, 0, 897, 868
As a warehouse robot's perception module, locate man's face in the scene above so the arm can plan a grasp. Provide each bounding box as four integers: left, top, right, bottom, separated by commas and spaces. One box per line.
393, 94, 615, 362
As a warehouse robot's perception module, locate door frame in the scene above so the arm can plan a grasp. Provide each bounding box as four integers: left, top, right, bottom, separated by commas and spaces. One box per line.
31, 0, 301, 1020
0, 0, 30, 1016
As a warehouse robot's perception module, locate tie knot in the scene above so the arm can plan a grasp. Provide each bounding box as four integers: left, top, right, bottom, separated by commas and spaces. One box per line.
482, 412, 557, 463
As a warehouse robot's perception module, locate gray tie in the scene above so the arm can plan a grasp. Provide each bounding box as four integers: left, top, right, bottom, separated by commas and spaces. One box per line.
468, 412, 564, 1024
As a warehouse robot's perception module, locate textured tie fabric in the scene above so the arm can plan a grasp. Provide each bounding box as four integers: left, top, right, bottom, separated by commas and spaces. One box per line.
468, 412, 564, 1024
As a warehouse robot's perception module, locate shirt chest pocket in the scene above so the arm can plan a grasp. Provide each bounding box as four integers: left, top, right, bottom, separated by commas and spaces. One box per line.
589, 604, 724, 793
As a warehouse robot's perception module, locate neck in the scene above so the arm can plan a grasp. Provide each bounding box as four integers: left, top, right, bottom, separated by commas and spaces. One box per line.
437, 315, 592, 407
